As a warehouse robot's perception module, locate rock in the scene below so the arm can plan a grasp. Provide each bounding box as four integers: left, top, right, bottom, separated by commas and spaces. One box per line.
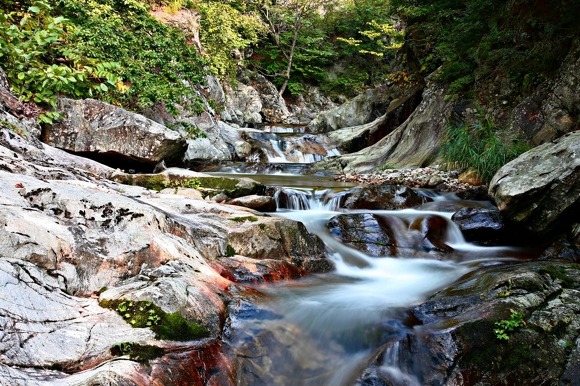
0, 126, 328, 384
43, 97, 186, 164
226, 195, 277, 212
360, 261, 580, 386
451, 207, 510, 244
249, 74, 292, 123
489, 131, 580, 235
327, 212, 455, 258
328, 87, 423, 153
327, 214, 398, 257
458, 168, 483, 186
287, 87, 336, 124
507, 41, 580, 146
223, 81, 263, 125
314, 84, 451, 174
336, 184, 429, 210
112, 168, 266, 199
310, 87, 399, 132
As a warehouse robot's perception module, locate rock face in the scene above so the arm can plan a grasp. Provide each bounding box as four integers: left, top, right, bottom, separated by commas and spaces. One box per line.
221, 74, 291, 126
507, 41, 580, 145
328, 87, 423, 153
183, 121, 250, 165
0, 125, 329, 384
43, 97, 186, 164
489, 131, 580, 235
310, 87, 399, 132
358, 261, 580, 386
313, 84, 451, 174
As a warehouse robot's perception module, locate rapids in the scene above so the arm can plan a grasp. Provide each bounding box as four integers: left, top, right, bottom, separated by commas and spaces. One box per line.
217, 181, 526, 385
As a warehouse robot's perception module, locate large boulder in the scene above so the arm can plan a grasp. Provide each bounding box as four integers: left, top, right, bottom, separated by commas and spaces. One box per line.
489, 131, 580, 235
43, 97, 186, 164
310, 87, 399, 132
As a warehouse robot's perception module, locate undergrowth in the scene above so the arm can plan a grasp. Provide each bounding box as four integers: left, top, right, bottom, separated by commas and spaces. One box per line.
441, 115, 529, 182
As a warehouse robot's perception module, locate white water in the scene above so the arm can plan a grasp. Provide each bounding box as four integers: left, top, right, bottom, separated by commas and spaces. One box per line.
228, 187, 524, 386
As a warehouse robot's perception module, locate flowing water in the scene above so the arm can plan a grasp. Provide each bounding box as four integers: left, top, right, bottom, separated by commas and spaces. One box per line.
211, 125, 527, 385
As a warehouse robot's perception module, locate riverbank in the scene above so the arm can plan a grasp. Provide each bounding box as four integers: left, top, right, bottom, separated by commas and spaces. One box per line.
335, 166, 488, 197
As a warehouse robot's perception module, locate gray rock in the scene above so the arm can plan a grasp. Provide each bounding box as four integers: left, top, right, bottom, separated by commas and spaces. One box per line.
226, 195, 277, 212
313, 84, 451, 174
489, 131, 580, 235
0, 126, 329, 384
310, 87, 399, 132
44, 97, 186, 163
328, 87, 423, 153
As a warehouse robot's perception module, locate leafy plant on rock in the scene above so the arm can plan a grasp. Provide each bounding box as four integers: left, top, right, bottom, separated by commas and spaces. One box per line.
494, 309, 525, 341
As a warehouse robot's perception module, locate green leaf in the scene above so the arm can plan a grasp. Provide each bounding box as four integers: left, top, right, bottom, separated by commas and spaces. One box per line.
28, 6, 40, 13
17, 72, 25, 80
99, 83, 108, 92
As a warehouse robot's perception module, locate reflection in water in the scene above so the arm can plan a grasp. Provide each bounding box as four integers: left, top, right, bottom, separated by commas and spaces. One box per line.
226, 184, 525, 386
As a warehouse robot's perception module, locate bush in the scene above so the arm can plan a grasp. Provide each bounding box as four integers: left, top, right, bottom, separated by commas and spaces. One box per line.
441, 115, 529, 182
0, 1, 121, 122
55, 0, 207, 112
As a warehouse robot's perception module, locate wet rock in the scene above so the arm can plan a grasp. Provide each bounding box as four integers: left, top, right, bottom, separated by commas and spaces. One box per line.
226, 195, 277, 212
489, 131, 580, 236
337, 184, 429, 210
363, 261, 580, 386
43, 97, 186, 164
327, 214, 398, 257
451, 207, 509, 244
327, 213, 455, 258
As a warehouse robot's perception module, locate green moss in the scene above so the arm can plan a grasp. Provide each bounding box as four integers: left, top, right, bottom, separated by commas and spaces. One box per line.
100, 299, 209, 341
112, 174, 169, 191
230, 216, 258, 223
113, 173, 260, 198
258, 223, 266, 230
225, 244, 236, 257
111, 342, 165, 363
539, 266, 576, 288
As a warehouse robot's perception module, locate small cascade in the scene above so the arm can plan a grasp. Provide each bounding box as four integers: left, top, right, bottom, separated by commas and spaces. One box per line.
245, 126, 340, 164
378, 342, 421, 386
273, 187, 348, 211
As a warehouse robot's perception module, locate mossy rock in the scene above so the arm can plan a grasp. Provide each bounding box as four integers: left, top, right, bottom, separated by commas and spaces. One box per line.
100, 298, 209, 341
111, 342, 165, 363
112, 172, 264, 198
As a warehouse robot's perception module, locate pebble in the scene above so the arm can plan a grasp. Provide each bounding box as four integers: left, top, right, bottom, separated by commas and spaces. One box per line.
335, 166, 485, 193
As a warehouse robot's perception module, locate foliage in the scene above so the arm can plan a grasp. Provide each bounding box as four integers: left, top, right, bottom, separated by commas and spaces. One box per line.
391, 0, 580, 94
494, 309, 525, 341
51, 0, 207, 113
0, 1, 121, 123
194, 0, 266, 78
441, 115, 529, 183
102, 298, 210, 341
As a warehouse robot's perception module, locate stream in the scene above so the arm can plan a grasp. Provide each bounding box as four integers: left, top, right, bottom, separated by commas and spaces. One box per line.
209, 126, 531, 385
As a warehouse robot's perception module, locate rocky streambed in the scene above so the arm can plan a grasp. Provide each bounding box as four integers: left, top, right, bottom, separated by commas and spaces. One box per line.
1, 125, 579, 385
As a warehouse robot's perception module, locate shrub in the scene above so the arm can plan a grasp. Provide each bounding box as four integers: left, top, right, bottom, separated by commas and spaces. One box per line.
0, 1, 121, 123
